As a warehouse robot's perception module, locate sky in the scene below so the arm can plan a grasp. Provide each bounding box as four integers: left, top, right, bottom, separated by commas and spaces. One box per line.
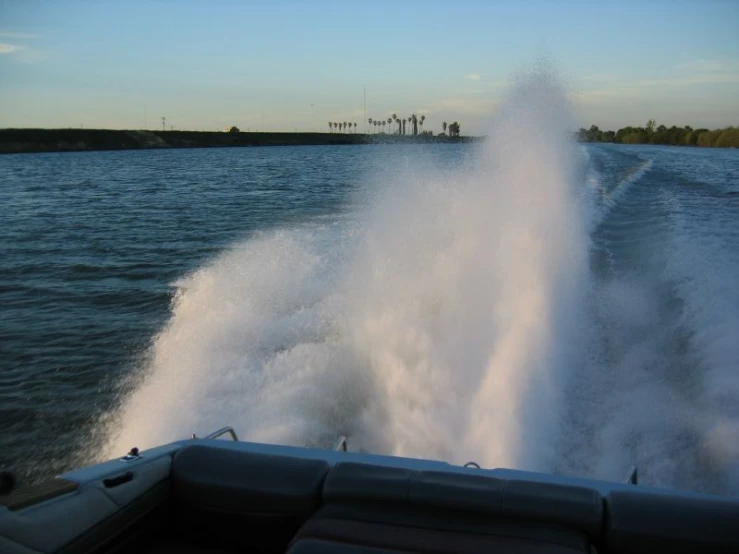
1, 0, 737, 135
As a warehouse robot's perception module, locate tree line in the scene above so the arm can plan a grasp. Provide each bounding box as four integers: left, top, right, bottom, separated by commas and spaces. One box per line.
577, 120, 739, 148
328, 122, 358, 133
330, 114, 461, 137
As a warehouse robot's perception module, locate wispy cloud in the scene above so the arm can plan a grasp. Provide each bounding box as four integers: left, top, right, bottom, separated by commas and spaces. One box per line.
638, 73, 739, 87
579, 73, 620, 83
0, 41, 23, 55
15, 47, 47, 63
0, 31, 39, 40
575, 62, 739, 102
465, 73, 481, 81
453, 87, 485, 94
424, 95, 500, 117
0, 31, 46, 62
677, 59, 727, 72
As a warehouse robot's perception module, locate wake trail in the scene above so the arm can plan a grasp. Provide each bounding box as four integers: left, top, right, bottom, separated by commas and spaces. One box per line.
101, 68, 592, 475
104, 70, 739, 495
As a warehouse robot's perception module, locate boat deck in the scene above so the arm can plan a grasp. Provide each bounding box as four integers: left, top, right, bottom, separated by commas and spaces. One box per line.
2, 439, 738, 553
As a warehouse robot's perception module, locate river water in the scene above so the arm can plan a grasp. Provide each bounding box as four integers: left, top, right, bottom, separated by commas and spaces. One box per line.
2, 90, 738, 496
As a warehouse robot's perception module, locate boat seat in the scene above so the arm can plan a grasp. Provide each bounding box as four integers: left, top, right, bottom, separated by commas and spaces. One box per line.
171, 444, 330, 554
288, 462, 604, 554
288, 539, 410, 554
605, 489, 739, 553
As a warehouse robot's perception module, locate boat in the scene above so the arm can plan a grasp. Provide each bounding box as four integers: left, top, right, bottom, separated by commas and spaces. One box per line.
1, 426, 737, 553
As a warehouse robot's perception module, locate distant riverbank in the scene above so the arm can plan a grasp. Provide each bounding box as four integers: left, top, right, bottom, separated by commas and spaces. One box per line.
0, 129, 478, 154
577, 122, 739, 148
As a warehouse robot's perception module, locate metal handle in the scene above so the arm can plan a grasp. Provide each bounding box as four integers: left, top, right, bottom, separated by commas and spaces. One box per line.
192, 427, 239, 442
333, 436, 348, 452
624, 465, 638, 485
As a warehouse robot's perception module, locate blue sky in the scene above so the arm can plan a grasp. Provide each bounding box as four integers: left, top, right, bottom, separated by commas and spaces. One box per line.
1, 0, 737, 135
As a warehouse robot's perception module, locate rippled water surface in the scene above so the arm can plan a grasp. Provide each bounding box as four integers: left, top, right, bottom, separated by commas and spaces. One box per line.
1, 141, 738, 496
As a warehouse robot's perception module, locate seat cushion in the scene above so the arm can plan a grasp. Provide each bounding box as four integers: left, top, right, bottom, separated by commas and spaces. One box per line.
172, 445, 330, 514
288, 538, 409, 554
322, 462, 604, 540
292, 516, 589, 554
171, 445, 330, 553
606, 490, 739, 554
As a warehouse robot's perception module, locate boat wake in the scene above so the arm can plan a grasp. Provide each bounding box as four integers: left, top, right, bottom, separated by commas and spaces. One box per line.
101, 68, 738, 496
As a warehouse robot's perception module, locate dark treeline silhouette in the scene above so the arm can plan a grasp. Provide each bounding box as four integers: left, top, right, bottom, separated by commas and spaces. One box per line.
367, 114, 427, 135
328, 122, 358, 133
0, 128, 478, 154
363, 114, 461, 137
577, 120, 739, 148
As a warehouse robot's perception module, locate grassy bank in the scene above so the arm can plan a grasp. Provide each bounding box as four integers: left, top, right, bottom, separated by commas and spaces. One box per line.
0, 129, 478, 154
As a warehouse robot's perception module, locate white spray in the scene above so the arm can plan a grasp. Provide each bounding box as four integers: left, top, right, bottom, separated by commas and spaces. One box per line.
102, 70, 592, 474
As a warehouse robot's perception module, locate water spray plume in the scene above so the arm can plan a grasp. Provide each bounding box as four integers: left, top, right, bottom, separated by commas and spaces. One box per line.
102, 68, 589, 474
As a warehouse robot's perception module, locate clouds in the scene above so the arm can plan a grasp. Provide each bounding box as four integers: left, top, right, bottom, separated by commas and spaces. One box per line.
0, 31, 45, 62
579, 73, 619, 83
575, 58, 739, 102
0, 31, 39, 40
0, 41, 23, 55
465, 73, 481, 81
677, 59, 727, 73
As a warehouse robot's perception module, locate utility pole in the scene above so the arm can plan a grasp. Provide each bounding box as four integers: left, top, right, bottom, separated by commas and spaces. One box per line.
161, 116, 166, 131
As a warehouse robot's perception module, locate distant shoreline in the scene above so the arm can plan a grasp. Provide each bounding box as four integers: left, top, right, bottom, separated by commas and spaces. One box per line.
0, 129, 479, 155
577, 123, 739, 148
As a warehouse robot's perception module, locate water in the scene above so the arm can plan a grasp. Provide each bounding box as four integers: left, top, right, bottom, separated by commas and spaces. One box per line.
2, 77, 738, 496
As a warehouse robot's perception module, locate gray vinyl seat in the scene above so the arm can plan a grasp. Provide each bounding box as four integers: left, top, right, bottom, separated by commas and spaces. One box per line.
4, 442, 739, 554
288, 540, 411, 554
172, 445, 330, 553
605, 489, 739, 554
288, 462, 605, 554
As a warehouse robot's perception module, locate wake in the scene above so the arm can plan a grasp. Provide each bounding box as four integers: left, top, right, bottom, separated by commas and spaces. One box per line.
102, 69, 589, 473
101, 70, 738, 496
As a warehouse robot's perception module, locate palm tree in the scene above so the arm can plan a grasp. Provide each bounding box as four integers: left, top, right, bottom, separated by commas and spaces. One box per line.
328, 122, 332, 133
343, 121, 347, 132
411, 114, 417, 135
353, 122, 357, 133
392, 113, 399, 134
442, 121, 447, 135
419, 115, 425, 134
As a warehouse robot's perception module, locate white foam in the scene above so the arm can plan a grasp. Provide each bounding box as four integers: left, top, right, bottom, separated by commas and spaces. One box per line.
102, 70, 592, 474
